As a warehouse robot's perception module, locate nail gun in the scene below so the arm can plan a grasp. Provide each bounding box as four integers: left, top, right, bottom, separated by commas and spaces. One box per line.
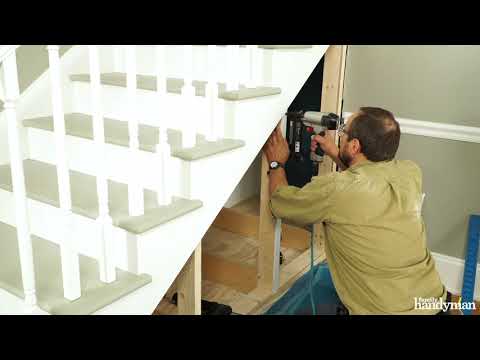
285, 111, 343, 187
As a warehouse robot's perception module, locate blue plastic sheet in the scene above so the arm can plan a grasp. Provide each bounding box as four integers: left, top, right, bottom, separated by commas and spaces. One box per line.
264, 262, 343, 315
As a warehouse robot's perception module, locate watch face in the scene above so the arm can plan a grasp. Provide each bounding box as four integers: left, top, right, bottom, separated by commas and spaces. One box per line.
270, 161, 279, 168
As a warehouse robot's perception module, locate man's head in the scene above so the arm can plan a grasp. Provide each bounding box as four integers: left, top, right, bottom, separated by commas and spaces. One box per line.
338, 107, 401, 167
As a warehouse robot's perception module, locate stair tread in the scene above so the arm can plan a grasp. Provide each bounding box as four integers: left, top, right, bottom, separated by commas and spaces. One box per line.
202, 226, 304, 268
23, 113, 245, 160
202, 227, 258, 267
70, 72, 281, 101
0, 221, 151, 315
230, 195, 260, 216
172, 137, 245, 161
0, 159, 203, 234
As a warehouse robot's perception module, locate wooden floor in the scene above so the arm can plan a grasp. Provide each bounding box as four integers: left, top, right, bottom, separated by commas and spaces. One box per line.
153, 240, 322, 315
153, 193, 324, 315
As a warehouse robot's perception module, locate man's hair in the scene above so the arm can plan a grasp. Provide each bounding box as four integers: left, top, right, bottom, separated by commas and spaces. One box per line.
348, 107, 401, 162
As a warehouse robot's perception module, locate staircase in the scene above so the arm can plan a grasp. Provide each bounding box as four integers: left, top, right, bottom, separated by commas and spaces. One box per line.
0, 45, 329, 315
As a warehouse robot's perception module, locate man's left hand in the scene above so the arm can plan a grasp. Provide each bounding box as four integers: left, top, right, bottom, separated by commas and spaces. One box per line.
263, 124, 290, 164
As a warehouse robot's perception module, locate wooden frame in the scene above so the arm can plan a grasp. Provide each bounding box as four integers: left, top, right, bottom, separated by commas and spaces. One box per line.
176, 244, 202, 315
257, 45, 348, 294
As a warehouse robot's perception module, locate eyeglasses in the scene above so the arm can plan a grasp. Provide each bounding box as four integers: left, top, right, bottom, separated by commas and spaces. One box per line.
338, 123, 349, 137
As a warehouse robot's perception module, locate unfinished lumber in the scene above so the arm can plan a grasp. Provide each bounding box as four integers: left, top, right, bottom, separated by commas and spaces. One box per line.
176, 244, 202, 315
318, 45, 348, 174
258, 152, 277, 290
256, 45, 347, 298
315, 45, 348, 251
202, 227, 258, 293
213, 198, 310, 251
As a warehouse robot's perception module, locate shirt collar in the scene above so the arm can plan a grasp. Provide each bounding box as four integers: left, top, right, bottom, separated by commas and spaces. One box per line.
346, 159, 374, 172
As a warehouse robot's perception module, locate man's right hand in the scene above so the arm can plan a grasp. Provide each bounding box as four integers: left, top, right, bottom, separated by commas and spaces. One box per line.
311, 132, 339, 159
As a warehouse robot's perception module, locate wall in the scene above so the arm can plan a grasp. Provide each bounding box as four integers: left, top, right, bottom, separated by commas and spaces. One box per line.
343, 45, 480, 263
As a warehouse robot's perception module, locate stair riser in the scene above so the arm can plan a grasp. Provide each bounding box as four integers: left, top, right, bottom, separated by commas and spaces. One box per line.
26, 127, 186, 198
71, 81, 228, 139
0, 188, 134, 273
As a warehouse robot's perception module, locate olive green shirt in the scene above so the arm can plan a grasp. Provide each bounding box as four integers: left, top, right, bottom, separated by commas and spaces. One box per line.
270, 160, 446, 315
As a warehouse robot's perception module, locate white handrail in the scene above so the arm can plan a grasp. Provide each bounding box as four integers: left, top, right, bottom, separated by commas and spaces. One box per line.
1, 49, 37, 308
47, 45, 82, 301
155, 45, 171, 206
125, 45, 144, 216
88, 45, 116, 283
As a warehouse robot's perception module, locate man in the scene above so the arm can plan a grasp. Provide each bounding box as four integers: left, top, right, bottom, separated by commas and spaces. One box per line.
263, 107, 448, 315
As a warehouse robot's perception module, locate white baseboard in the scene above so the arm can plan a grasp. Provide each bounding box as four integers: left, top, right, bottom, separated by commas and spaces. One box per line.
431, 252, 480, 301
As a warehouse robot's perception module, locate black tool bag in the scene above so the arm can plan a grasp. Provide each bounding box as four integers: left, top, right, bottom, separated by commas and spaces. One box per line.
171, 293, 233, 315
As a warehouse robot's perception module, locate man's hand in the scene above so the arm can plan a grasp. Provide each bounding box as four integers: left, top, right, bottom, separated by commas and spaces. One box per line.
311, 132, 347, 170
263, 124, 290, 164
263, 123, 289, 196
311, 132, 338, 159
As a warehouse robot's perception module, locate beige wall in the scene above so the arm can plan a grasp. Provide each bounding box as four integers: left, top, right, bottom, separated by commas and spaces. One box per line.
343, 45, 480, 262
396, 134, 480, 259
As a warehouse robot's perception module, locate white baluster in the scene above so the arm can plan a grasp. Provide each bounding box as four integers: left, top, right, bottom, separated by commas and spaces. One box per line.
155, 45, 171, 206
181, 45, 196, 148
125, 45, 144, 216
1, 51, 37, 308
253, 45, 264, 86
47, 45, 81, 301
226, 45, 241, 91
88, 45, 116, 283
0, 70, 5, 101
205, 45, 219, 142
245, 45, 257, 88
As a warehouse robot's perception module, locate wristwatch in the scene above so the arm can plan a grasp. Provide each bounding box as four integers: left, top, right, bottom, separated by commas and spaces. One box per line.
267, 161, 284, 175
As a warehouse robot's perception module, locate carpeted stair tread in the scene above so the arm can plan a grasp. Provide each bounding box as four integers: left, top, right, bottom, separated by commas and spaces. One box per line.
0, 159, 203, 234
23, 113, 246, 160
70, 72, 281, 101
0, 221, 151, 315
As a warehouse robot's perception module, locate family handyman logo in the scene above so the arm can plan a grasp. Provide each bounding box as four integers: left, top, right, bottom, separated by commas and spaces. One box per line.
414, 296, 476, 312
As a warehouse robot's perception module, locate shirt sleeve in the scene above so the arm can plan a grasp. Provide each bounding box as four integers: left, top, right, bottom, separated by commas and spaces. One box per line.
269, 172, 339, 227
